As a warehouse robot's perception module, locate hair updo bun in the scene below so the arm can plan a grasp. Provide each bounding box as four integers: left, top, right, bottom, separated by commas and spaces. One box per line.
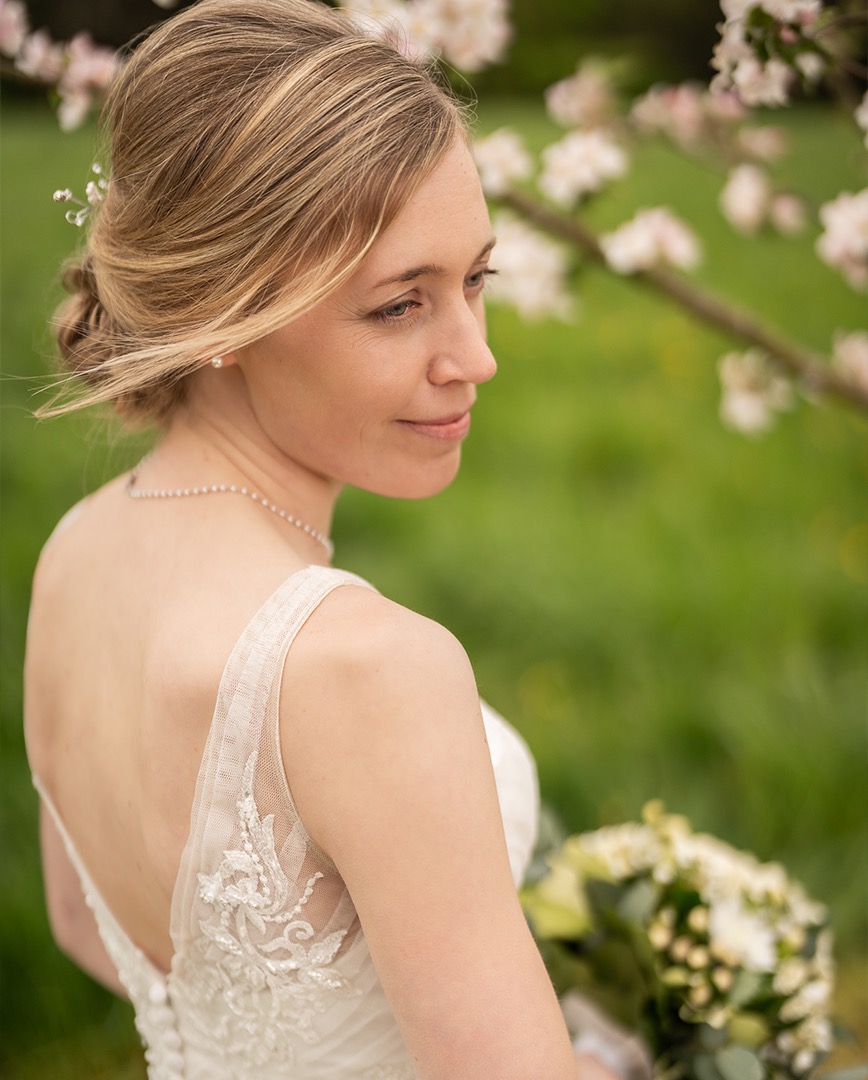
55, 260, 113, 377
42, 0, 467, 426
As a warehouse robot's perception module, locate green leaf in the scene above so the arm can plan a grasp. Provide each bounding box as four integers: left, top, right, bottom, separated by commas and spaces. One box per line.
618, 877, 661, 924
693, 1053, 724, 1080
728, 969, 765, 1009
714, 1046, 765, 1080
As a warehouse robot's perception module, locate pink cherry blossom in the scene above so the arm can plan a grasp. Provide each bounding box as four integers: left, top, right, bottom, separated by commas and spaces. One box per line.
62, 32, 118, 94
472, 128, 532, 197
486, 214, 572, 320
854, 90, 868, 149
720, 0, 758, 18
719, 163, 771, 234
816, 189, 868, 292
794, 50, 824, 83
15, 28, 63, 81
545, 60, 615, 130
718, 349, 794, 434
737, 125, 789, 161
769, 193, 806, 235
342, 0, 510, 72
832, 330, 868, 393
761, 0, 820, 21
732, 55, 792, 107
539, 129, 627, 206
0, 0, 27, 57
600, 208, 701, 275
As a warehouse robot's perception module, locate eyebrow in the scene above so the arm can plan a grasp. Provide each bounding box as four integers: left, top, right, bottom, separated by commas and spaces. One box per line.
371, 238, 497, 290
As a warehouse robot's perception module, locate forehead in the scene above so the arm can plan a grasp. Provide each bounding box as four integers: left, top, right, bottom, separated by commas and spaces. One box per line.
356, 141, 492, 283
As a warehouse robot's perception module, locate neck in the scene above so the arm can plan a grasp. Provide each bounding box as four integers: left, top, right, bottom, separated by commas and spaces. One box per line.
148, 380, 342, 549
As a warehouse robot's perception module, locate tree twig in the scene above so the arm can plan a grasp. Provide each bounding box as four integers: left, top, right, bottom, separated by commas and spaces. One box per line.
497, 189, 868, 414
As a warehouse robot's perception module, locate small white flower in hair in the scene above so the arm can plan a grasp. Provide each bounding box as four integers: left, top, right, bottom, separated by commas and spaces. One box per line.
52, 163, 108, 226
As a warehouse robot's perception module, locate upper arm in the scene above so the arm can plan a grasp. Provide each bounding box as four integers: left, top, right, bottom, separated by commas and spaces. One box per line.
279, 588, 578, 1080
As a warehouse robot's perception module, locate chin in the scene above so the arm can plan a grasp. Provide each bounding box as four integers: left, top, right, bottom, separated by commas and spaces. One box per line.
355, 452, 463, 501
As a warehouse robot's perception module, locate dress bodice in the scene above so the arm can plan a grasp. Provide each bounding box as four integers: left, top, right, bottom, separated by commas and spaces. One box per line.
34, 565, 539, 1079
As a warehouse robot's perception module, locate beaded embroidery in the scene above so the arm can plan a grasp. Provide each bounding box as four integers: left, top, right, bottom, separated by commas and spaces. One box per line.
187, 752, 357, 1061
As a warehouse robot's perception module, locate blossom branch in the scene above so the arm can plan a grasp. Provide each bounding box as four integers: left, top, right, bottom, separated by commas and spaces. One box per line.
496, 187, 868, 414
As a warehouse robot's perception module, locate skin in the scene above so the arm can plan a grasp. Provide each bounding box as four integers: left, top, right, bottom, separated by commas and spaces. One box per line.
25, 140, 622, 1079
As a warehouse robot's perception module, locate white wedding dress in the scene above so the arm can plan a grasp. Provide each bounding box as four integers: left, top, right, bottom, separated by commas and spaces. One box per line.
34, 565, 539, 1079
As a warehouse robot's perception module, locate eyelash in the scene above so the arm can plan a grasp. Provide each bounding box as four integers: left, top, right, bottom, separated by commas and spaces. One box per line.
370, 268, 499, 326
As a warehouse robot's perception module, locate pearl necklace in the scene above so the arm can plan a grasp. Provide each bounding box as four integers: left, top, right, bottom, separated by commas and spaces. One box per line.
126, 460, 334, 559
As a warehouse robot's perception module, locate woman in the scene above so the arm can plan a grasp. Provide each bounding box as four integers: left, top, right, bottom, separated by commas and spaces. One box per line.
24, 1, 624, 1076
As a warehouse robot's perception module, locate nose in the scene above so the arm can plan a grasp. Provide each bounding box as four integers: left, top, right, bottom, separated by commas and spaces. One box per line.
428, 300, 497, 387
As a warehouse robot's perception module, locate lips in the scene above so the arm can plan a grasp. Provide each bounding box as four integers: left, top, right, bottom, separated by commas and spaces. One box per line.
397, 410, 472, 441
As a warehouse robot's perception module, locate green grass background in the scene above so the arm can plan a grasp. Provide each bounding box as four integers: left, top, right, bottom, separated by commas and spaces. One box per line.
1, 96, 866, 1076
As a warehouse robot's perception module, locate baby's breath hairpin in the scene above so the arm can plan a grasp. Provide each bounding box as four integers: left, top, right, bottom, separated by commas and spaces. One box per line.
53, 163, 108, 227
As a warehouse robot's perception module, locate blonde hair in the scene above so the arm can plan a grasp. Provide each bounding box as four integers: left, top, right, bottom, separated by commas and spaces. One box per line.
47, 0, 468, 424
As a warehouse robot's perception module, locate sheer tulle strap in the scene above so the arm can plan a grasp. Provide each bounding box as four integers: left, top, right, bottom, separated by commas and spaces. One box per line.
170, 565, 375, 948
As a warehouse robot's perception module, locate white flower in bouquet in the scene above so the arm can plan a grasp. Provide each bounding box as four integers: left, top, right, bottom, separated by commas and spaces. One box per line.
707, 897, 777, 971
521, 802, 835, 1079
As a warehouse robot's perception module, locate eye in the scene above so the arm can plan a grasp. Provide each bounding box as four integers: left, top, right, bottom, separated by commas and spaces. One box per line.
383, 300, 416, 318
465, 268, 499, 292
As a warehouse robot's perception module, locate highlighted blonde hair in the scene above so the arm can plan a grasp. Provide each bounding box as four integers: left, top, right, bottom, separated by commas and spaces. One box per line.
47, 0, 467, 424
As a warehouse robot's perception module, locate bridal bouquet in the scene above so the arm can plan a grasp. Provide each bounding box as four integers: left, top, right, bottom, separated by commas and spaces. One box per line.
522, 802, 839, 1080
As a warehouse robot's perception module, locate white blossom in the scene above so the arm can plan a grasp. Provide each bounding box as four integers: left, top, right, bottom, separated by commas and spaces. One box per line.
487, 214, 572, 320
472, 128, 532, 197
601, 208, 701, 274
545, 60, 615, 129
816, 188, 868, 292
428, 0, 510, 72
795, 50, 824, 82
718, 348, 794, 434
761, 0, 821, 21
721, 0, 758, 18
538, 129, 627, 206
779, 979, 832, 1022
732, 55, 792, 107
341, 0, 510, 72
572, 822, 661, 879
737, 124, 789, 161
832, 330, 868, 392
15, 28, 63, 81
855, 90, 868, 150
708, 896, 778, 971
720, 163, 771, 234
769, 193, 806, 235
0, 0, 27, 57
773, 956, 811, 996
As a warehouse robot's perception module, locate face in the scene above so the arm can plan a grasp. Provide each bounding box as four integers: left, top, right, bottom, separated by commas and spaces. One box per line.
231, 139, 497, 500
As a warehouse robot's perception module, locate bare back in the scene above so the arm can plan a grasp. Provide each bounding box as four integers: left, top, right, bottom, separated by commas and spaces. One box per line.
24, 474, 310, 971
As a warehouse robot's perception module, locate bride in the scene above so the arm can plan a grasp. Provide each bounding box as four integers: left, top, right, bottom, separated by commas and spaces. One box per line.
25, 1, 625, 1077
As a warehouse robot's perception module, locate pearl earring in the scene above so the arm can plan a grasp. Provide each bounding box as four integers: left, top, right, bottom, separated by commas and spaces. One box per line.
211, 356, 224, 369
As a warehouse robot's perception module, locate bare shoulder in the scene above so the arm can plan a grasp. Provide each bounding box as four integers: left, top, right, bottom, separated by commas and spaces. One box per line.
282, 583, 481, 748
288, 583, 475, 696
279, 584, 488, 854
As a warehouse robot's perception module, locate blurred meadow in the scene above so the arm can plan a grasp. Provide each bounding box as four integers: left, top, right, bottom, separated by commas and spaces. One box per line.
2, 84, 866, 1080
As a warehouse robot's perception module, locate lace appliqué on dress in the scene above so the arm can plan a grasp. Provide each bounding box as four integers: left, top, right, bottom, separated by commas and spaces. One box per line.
184, 752, 358, 1067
